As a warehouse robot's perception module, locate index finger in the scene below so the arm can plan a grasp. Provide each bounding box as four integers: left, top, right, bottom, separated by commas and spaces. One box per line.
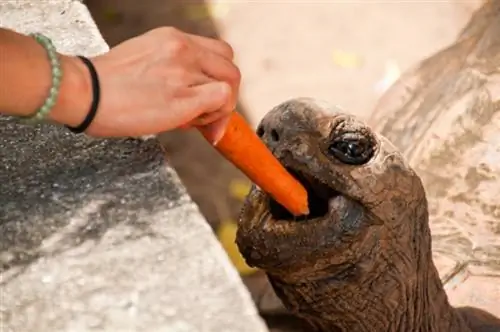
200, 55, 240, 113
187, 33, 234, 60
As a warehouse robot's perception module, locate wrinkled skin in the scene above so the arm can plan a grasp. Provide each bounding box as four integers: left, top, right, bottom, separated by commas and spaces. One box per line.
236, 98, 500, 332
369, 0, 500, 285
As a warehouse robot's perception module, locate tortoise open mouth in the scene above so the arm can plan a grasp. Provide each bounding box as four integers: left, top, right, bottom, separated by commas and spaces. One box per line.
269, 167, 339, 221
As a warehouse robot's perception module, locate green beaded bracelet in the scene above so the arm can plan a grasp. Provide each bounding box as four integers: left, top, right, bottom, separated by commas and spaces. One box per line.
20, 33, 62, 125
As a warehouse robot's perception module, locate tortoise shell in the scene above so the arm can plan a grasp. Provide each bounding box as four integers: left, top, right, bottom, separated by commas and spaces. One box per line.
369, 0, 500, 317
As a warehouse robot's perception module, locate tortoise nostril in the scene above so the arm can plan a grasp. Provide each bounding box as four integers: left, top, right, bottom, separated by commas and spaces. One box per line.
270, 129, 280, 142
256, 125, 265, 137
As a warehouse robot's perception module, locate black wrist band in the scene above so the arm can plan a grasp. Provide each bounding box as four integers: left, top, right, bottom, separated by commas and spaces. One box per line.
66, 55, 101, 134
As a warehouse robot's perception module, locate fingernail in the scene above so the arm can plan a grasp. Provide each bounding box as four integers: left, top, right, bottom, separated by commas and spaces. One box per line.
212, 126, 227, 145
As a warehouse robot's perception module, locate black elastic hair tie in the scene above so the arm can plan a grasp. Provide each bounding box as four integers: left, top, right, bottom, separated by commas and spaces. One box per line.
66, 55, 101, 134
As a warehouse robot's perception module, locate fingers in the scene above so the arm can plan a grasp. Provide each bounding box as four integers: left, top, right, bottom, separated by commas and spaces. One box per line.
198, 113, 232, 144
186, 34, 240, 113
189, 109, 226, 127
195, 110, 225, 125
197, 51, 240, 113
187, 33, 234, 60
153, 30, 238, 137
176, 81, 231, 122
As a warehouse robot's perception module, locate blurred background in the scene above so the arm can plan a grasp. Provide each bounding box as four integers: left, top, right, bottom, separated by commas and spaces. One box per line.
85, 1, 481, 330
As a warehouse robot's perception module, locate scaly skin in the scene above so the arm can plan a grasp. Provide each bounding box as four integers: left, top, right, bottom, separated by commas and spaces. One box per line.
369, 0, 500, 297
236, 98, 500, 331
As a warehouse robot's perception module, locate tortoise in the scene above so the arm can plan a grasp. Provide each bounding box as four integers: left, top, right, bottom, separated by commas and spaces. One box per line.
235, 1, 500, 331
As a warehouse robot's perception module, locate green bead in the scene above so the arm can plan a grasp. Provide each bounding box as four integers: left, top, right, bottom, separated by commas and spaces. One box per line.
49, 87, 58, 96
52, 67, 61, 77
21, 33, 62, 125
46, 98, 55, 109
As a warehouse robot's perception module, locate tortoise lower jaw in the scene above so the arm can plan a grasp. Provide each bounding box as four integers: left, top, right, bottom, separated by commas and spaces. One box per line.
268, 167, 339, 222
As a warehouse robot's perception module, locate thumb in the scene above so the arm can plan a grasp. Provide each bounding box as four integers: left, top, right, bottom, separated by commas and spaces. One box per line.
181, 81, 231, 121
198, 113, 232, 144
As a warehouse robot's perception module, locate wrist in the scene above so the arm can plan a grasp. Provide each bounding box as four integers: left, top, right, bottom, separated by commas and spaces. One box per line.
48, 54, 92, 128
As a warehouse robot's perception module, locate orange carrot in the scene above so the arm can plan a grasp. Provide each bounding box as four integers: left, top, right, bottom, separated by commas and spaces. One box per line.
198, 112, 309, 216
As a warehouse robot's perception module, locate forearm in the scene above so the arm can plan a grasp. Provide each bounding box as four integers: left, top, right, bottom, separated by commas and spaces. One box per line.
0, 28, 90, 127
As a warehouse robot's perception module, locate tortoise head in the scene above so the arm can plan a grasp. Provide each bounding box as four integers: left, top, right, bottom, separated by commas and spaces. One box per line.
236, 97, 429, 287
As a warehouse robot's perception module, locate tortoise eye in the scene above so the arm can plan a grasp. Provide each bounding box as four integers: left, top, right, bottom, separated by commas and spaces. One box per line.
328, 136, 374, 165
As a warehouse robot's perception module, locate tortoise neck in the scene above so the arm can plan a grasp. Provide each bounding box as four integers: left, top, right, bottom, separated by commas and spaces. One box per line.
267, 252, 469, 332
404, 211, 470, 332
412, 252, 471, 332
266, 214, 471, 332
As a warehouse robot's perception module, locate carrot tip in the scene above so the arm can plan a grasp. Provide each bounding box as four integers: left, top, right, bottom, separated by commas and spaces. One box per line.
199, 112, 311, 217
293, 206, 309, 217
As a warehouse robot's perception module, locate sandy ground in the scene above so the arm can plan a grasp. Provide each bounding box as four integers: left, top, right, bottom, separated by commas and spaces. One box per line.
86, 1, 481, 330
215, 2, 479, 123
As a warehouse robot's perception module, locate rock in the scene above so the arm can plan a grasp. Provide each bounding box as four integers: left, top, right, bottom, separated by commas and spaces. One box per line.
0, 1, 268, 331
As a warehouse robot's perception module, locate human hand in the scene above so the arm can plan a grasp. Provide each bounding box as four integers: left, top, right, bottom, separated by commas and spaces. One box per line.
57, 27, 240, 141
